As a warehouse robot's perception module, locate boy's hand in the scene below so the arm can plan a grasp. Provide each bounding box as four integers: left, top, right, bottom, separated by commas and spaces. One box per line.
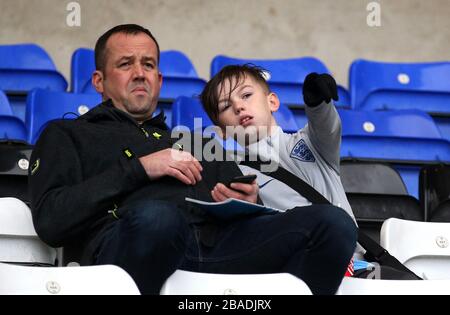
211, 181, 259, 204
303, 73, 339, 107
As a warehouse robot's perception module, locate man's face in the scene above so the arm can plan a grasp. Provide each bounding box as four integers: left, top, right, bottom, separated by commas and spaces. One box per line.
93, 32, 162, 123
216, 75, 279, 143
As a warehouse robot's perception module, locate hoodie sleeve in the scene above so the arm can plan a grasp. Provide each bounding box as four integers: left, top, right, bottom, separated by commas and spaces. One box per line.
29, 123, 149, 247
304, 101, 342, 173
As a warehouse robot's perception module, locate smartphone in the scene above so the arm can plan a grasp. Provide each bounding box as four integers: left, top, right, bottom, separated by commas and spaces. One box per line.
226, 174, 257, 187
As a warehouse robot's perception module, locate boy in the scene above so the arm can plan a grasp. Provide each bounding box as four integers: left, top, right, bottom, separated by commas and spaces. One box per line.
201, 64, 355, 222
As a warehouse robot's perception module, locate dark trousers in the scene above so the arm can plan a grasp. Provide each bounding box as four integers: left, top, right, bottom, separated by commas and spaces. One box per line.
94, 200, 357, 295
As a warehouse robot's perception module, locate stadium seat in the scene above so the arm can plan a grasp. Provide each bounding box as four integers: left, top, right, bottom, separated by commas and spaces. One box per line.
25, 89, 101, 144
337, 277, 450, 295
0, 44, 68, 121
0, 90, 12, 116
0, 197, 57, 266
340, 162, 422, 243
70, 48, 96, 93
349, 59, 450, 141
0, 263, 140, 295
0, 142, 32, 202
380, 218, 450, 280
339, 109, 450, 198
419, 165, 450, 222
210, 55, 350, 108
160, 270, 311, 295
0, 116, 27, 142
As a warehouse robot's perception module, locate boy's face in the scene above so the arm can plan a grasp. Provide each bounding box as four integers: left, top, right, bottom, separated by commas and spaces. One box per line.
216, 75, 280, 144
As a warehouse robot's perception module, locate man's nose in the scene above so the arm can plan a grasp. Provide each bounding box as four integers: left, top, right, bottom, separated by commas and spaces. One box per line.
132, 63, 145, 79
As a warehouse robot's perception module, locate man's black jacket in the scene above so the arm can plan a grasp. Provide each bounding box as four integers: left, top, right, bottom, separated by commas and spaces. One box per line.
29, 100, 243, 252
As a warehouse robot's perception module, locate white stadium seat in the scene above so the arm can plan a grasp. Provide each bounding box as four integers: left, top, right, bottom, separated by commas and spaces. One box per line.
0, 262, 140, 295
160, 270, 312, 295
337, 277, 450, 295
380, 218, 450, 279
0, 198, 57, 265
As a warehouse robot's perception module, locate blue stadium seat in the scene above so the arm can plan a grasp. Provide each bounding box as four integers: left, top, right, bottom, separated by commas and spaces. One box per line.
70, 48, 96, 93
210, 55, 350, 108
349, 59, 450, 141
0, 44, 68, 121
273, 104, 298, 133
0, 90, 12, 116
0, 116, 27, 142
171, 96, 213, 131
25, 89, 101, 144
339, 109, 450, 198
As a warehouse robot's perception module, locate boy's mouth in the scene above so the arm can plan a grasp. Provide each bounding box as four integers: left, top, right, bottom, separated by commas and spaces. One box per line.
239, 115, 253, 127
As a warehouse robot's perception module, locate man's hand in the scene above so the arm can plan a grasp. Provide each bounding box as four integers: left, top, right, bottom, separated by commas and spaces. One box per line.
303, 73, 339, 107
139, 148, 203, 185
211, 181, 259, 204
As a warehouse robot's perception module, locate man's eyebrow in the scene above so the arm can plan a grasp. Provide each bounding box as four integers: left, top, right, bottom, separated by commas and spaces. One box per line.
218, 84, 253, 104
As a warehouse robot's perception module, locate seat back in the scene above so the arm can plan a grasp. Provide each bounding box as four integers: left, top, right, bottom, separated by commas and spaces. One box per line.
350, 59, 450, 114
341, 162, 422, 243
0, 44, 68, 121
26, 89, 101, 144
160, 270, 311, 295
419, 164, 450, 221
380, 218, 450, 279
0, 143, 32, 202
340, 109, 450, 163
0, 263, 140, 295
70, 48, 96, 93
0, 198, 57, 265
0, 116, 27, 142
0, 90, 12, 116
337, 277, 450, 295
211, 55, 350, 107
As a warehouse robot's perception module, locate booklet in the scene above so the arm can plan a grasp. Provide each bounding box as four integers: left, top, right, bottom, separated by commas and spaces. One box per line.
185, 197, 277, 220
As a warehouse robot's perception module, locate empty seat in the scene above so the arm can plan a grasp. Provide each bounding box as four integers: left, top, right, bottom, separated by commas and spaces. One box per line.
420, 164, 450, 221
25, 89, 101, 144
339, 109, 450, 198
0, 198, 56, 266
0, 44, 68, 121
380, 218, 450, 279
160, 270, 311, 295
0, 263, 140, 295
0, 116, 27, 142
337, 277, 450, 295
0, 90, 12, 116
349, 59, 450, 141
0, 142, 32, 202
341, 162, 423, 243
211, 55, 350, 108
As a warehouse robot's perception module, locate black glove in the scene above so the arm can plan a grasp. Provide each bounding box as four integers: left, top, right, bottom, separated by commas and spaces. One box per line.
302, 73, 339, 107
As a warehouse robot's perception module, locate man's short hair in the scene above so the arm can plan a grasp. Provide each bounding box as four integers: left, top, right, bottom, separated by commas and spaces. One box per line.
94, 24, 160, 73
200, 64, 270, 125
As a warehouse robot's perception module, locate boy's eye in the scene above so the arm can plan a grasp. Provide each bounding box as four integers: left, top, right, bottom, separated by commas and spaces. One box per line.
242, 93, 252, 99
219, 104, 230, 112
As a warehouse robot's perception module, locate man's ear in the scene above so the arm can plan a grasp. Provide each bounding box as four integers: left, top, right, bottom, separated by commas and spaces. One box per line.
268, 92, 280, 113
92, 70, 104, 94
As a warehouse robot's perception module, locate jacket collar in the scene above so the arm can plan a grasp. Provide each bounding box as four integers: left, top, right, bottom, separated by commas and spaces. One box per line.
80, 99, 168, 130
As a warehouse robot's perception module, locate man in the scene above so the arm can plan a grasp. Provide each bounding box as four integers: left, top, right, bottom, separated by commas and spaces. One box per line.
29, 24, 357, 294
